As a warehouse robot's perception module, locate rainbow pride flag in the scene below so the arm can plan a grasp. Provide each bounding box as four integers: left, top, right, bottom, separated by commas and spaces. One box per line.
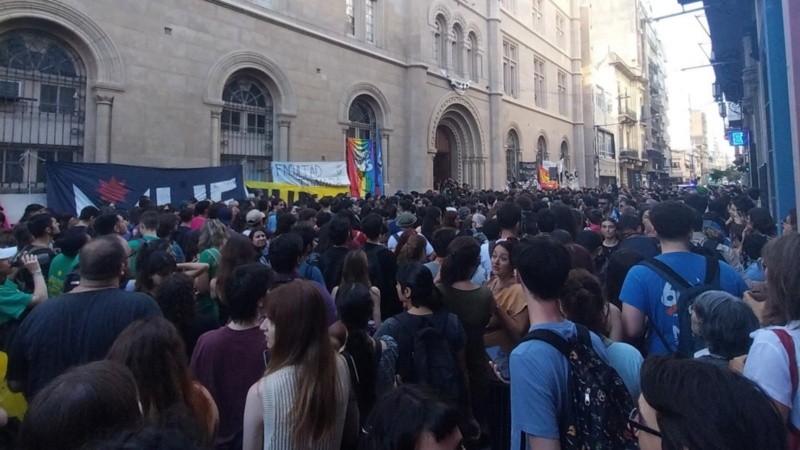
346, 138, 383, 197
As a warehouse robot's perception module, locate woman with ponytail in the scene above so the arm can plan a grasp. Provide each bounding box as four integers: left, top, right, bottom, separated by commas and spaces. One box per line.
335, 283, 398, 423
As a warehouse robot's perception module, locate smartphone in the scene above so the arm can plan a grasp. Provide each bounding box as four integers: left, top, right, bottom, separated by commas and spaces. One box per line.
485, 345, 510, 382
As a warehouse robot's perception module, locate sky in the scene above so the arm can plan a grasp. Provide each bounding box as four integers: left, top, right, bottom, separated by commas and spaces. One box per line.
649, 0, 734, 164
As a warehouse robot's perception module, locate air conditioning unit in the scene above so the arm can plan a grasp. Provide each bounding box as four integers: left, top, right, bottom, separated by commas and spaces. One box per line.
0, 80, 22, 100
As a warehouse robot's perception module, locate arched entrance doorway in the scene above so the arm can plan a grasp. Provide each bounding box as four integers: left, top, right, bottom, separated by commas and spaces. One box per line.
434, 126, 453, 189
429, 97, 485, 190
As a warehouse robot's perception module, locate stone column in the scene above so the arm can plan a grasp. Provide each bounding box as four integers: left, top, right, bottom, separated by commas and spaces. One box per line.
277, 118, 291, 162
94, 95, 114, 163
210, 109, 222, 166
380, 131, 390, 186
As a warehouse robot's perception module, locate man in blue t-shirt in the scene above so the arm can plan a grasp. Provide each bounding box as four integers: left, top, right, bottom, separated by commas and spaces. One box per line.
510, 236, 609, 450
620, 200, 747, 355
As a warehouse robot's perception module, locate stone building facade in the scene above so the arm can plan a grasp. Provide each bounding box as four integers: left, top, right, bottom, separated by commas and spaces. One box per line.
0, 0, 585, 195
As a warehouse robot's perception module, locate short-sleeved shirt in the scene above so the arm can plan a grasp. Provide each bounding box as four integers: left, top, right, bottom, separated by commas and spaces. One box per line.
7, 288, 162, 399
47, 253, 79, 298
604, 340, 643, 400
619, 251, 748, 355
744, 322, 800, 428
197, 247, 222, 320
190, 325, 268, 449
0, 278, 32, 324
374, 311, 466, 383
510, 321, 608, 449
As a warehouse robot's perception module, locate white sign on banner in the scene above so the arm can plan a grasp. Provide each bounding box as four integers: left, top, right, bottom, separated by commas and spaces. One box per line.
271, 162, 350, 187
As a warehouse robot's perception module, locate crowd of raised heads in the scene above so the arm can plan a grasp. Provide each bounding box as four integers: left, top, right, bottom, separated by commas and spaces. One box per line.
0, 182, 797, 450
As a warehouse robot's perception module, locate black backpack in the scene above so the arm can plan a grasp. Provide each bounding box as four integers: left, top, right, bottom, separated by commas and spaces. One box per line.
639, 256, 721, 356
396, 312, 463, 404
520, 325, 637, 450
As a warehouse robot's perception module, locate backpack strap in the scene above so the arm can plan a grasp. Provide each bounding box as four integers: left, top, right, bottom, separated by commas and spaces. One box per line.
520, 328, 571, 357
703, 256, 721, 286
773, 329, 798, 402
640, 258, 691, 289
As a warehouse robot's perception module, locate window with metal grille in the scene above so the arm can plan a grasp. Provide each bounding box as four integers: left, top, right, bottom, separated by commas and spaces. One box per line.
0, 30, 86, 192
534, 56, 546, 108
537, 135, 548, 162
347, 97, 376, 140
506, 130, 520, 181
221, 74, 273, 181
346, 0, 356, 35
503, 40, 518, 98
532, 0, 544, 32
558, 70, 568, 116
556, 13, 566, 49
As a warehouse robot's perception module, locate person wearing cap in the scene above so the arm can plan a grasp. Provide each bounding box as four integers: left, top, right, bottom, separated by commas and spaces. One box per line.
244, 209, 266, 234
386, 212, 433, 256
0, 241, 47, 326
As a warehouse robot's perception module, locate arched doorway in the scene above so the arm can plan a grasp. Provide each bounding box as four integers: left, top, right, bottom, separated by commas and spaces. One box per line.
434, 125, 453, 189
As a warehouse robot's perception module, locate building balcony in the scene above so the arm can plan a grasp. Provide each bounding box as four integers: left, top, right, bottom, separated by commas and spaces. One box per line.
619, 108, 638, 124
620, 149, 640, 159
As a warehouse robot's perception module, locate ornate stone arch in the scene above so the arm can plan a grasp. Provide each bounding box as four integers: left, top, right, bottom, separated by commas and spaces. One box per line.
205, 51, 297, 117
428, 94, 485, 158
428, 2, 452, 27
507, 122, 524, 150
0, 0, 126, 91
338, 81, 393, 131
451, 13, 467, 32
466, 24, 483, 49
536, 131, 550, 161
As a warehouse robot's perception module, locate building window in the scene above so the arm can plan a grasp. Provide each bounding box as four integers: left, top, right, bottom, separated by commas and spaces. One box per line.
435, 15, 447, 67
453, 24, 464, 76
0, 30, 86, 190
221, 74, 273, 181
537, 135, 548, 162
532, 0, 544, 32
365, 0, 374, 42
557, 70, 568, 116
506, 130, 521, 181
346, 0, 355, 35
467, 32, 479, 82
597, 130, 615, 159
347, 96, 377, 140
556, 13, 566, 49
560, 140, 569, 170
500, 0, 517, 14
503, 40, 518, 98
534, 55, 546, 108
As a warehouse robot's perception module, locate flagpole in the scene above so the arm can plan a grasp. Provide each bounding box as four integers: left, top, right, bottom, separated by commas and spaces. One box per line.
20, 150, 46, 203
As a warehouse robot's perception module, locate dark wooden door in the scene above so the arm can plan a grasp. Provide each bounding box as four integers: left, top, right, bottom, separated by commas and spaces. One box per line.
434, 126, 452, 189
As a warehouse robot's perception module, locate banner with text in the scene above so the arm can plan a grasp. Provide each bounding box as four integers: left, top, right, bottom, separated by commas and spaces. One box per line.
45, 162, 246, 214
271, 161, 350, 187
346, 138, 383, 197
538, 161, 560, 190
518, 162, 538, 182
245, 181, 348, 205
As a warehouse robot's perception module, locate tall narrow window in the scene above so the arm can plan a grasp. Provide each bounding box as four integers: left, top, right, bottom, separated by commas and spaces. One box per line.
503, 40, 518, 98
346, 0, 355, 36
556, 13, 566, 49
221, 74, 274, 181
506, 130, 521, 181
468, 32, 479, 82
365, 0, 374, 42
537, 136, 548, 162
347, 96, 376, 140
560, 141, 570, 171
558, 70, 568, 116
532, 0, 544, 32
534, 55, 546, 108
453, 24, 464, 76
435, 15, 447, 67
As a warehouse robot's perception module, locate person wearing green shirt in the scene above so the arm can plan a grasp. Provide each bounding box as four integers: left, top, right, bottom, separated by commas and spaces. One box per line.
47, 230, 89, 298
195, 219, 228, 323
128, 211, 161, 274
0, 246, 47, 325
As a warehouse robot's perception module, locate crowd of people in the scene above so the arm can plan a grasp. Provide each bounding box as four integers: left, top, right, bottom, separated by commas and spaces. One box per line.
0, 183, 796, 450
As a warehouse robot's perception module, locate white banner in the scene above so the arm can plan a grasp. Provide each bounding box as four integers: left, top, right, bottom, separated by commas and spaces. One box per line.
271, 162, 349, 187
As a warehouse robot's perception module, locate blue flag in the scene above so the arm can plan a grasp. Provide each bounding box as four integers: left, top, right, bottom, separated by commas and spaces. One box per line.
45, 162, 246, 214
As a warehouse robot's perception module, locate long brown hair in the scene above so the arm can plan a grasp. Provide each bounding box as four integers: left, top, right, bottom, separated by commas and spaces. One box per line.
340, 249, 371, 288
762, 233, 800, 324
106, 317, 209, 437
265, 280, 339, 446
215, 233, 256, 303
397, 234, 427, 266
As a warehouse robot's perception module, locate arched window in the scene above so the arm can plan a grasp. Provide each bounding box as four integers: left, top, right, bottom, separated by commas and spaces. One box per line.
560, 140, 570, 170
468, 32, 479, 82
537, 135, 548, 163
506, 130, 521, 182
220, 73, 274, 181
0, 30, 86, 189
434, 15, 447, 67
347, 96, 377, 140
452, 24, 464, 76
